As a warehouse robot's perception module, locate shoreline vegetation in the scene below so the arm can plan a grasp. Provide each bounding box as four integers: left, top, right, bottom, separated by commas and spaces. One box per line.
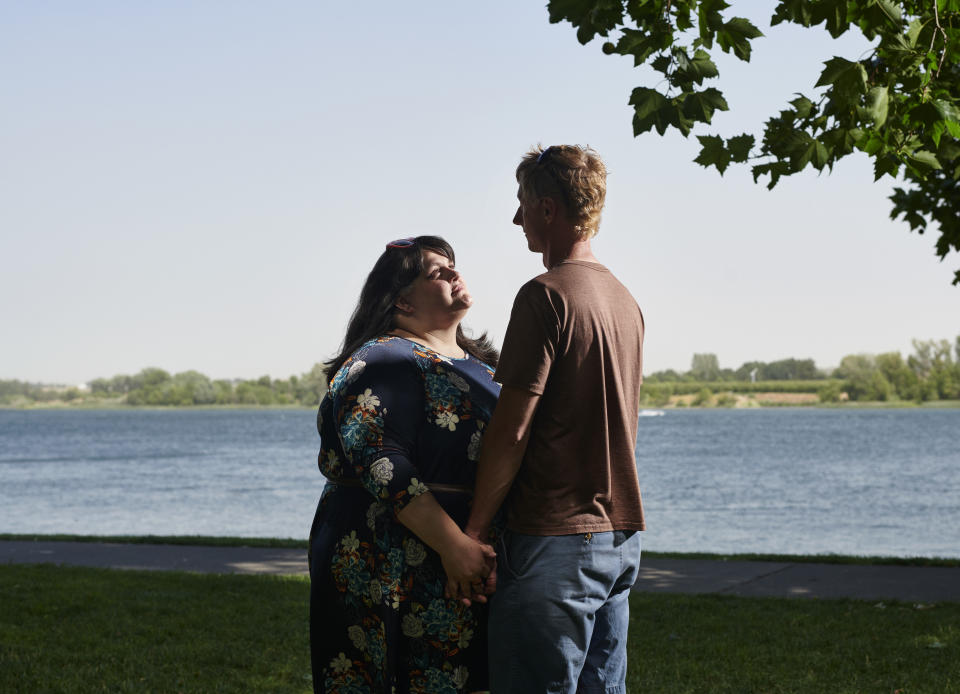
3, 334, 959, 409
2, 534, 958, 567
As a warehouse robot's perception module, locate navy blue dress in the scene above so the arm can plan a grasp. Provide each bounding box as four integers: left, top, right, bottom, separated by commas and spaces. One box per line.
309, 336, 500, 693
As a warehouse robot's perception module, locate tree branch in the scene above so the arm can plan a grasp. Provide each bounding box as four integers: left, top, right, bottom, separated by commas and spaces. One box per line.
932, 1, 949, 77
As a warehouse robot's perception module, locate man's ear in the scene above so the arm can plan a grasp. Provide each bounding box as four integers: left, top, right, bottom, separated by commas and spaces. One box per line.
540, 196, 558, 225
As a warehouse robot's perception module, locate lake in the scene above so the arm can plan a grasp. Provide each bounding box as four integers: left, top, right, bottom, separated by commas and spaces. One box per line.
1, 408, 957, 557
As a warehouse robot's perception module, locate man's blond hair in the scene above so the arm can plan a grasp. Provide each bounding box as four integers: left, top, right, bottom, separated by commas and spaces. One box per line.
516, 145, 607, 239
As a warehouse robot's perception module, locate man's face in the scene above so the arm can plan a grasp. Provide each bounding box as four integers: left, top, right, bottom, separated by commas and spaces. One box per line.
513, 186, 545, 253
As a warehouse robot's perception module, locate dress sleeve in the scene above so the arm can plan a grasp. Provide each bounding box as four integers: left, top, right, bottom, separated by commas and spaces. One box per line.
331, 353, 427, 517
494, 280, 560, 394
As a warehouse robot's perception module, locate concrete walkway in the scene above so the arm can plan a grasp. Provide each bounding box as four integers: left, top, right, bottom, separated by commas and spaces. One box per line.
2, 540, 959, 603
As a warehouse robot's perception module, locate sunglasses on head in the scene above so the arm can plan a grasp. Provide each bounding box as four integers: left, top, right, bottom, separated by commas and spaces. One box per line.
536, 146, 555, 164
386, 237, 416, 249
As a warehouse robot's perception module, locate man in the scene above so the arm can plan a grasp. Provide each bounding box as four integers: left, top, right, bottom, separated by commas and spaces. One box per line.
463, 145, 646, 693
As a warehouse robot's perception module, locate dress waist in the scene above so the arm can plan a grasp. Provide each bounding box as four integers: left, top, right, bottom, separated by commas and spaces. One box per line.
325, 475, 473, 496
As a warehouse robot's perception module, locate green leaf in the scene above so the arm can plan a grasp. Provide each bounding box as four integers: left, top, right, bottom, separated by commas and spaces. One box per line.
873, 153, 900, 180
673, 48, 720, 85
811, 141, 831, 170
860, 133, 885, 156
651, 55, 672, 74
727, 134, 754, 161
815, 57, 857, 88
629, 87, 669, 118
772, 0, 813, 27
694, 134, 732, 174
933, 99, 960, 125
906, 18, 924, 48
715, 17, 763, 61
866, 86, 889, 127
790, 95, 815, 119
812, 0, 851, 38
616, 28, 673, 67
681, 87, 729, 123
547, 0, 626, 43
945, 121, 960, 139
908, 150, 943, 171
930, 121, 947, 148
629, 87, 672, 136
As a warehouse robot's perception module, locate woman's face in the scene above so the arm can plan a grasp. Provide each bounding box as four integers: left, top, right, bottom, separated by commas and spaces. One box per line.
399, 249, 472, 322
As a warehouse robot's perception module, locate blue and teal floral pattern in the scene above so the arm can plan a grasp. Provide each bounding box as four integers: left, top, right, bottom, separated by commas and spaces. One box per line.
311, 336, 500, 693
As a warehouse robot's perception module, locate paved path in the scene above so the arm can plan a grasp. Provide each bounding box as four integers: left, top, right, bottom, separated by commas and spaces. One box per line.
3, 541, 959, 603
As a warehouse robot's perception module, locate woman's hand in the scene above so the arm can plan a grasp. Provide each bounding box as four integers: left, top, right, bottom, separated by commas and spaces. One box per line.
441, 534, 497, 606
395, 491, 496, 605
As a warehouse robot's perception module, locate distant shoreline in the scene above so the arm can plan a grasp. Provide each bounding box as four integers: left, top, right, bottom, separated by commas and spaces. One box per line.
3, 533, 958, 566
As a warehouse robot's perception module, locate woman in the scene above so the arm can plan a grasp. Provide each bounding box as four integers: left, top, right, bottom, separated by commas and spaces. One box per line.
309, 236, 501, 694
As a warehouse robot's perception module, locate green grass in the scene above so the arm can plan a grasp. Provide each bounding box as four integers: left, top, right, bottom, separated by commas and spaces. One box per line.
2, 565, 958, 693
4, 534, 959, 567
0, 565, 312, 693
627, 591, 959, 693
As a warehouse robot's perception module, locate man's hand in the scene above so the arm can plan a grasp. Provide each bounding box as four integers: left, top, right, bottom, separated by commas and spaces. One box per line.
441, 534, 496, 606
464, 525, 497, 597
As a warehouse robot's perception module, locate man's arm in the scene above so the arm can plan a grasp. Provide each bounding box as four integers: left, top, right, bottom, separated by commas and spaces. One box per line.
465, 385, 541, 541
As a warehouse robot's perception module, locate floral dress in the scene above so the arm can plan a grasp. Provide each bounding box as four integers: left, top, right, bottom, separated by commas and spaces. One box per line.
309, 336, 500, 694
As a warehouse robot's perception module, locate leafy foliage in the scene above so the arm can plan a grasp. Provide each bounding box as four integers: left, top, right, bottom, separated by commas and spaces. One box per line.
2, 365, 329, 408
641, 335, 960, 401
548, 0, 960, 283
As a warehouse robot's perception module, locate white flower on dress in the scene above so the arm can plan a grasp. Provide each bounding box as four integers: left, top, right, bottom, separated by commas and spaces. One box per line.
369, 579, 382, 604
370, 457, 394, 485
356, 388, 380, 410
452, 666, 469, 689
467, 427, 483, 461
402, 614, 424, 638
446, 371, 470, 392
346, 360, 366, 384
404, 539, 427, 567
347, 625, 366, 650
435, 410, 459, 431
407, 478, 428, 497
331, 652, 352, 674
366, 501, 385, 531
341, 531, 360, 553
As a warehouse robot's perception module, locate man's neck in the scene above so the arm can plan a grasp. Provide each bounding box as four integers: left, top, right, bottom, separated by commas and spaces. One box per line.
542, 237, 599, 269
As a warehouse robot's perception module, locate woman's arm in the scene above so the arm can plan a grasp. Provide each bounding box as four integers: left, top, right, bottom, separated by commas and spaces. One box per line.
397, 491, 496, 602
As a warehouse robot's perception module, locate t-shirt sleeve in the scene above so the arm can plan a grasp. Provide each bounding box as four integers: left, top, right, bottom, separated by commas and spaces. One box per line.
331, 355, 427, 517
494, 281, 559, 395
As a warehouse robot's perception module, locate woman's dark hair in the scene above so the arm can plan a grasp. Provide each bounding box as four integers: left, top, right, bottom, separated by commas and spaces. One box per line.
325, 235, 499, 380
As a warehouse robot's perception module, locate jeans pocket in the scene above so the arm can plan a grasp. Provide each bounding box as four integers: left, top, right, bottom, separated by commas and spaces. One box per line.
499, 531, 540, 580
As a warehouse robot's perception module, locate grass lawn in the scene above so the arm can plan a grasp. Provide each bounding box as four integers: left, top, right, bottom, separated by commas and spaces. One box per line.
2, 565, 958, 693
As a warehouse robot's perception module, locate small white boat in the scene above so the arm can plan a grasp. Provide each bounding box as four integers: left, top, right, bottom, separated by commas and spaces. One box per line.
639, 409, 665, 417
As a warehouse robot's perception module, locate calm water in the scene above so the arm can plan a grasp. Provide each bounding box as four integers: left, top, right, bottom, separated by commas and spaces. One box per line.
1, 408, 958, 557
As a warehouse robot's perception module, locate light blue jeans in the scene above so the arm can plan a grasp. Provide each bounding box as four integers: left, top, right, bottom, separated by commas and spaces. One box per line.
489, 529, 642, 694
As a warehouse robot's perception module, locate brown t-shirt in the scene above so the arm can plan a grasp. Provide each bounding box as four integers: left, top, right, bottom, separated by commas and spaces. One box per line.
495, 260, 646, 535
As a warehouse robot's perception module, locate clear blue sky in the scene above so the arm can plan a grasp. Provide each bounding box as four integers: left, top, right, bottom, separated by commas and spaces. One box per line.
2, 2, 957, 385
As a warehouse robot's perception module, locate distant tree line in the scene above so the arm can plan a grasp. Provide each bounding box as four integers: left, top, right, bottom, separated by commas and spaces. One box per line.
647, 355, 822, 383
4, 335, 959, 407
0, 364, 328, 408
642, 336, 960, 404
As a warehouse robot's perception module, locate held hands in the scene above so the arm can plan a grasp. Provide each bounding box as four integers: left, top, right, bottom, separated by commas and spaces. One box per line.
441, 532, 497, 607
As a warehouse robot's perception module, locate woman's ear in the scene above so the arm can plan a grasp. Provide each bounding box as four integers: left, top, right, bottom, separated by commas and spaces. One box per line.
394, 297, 414, 314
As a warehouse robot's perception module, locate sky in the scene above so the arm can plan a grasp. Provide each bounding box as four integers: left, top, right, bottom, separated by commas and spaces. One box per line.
2, 1, 958, 385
